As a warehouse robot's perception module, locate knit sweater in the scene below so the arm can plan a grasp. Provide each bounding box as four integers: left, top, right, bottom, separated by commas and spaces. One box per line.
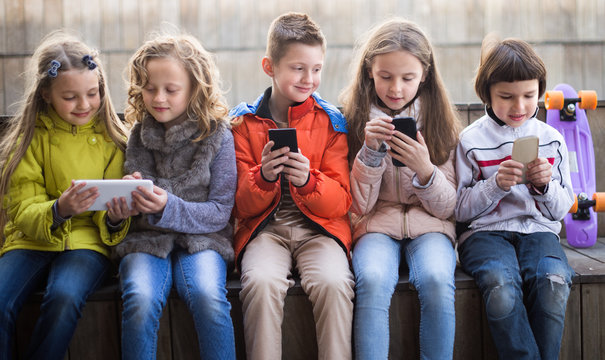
115, 115, 236, 266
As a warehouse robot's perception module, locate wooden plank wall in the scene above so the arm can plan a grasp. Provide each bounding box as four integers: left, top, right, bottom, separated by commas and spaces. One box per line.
1, 0, 604, 114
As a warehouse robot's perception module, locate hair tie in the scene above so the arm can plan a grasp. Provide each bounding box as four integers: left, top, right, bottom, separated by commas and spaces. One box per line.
47, 60, 61, 78
82, 55, 97, 70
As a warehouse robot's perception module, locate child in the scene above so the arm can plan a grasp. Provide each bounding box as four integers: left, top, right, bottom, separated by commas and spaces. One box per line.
455, 36, 575, 359
341, 18, 461, 359
0, 31, 131, 359
230, 12, 354, 360
116, 33, 237, 360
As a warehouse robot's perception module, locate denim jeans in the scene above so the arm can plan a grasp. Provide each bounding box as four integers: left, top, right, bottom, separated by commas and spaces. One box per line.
120, 249, 235, 360
0, 249, 109, 360
352, 232, 456, 360
459, 231, 574, 360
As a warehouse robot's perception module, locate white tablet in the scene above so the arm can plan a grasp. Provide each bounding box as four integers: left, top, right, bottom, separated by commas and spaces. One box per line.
74, 179, 153, 211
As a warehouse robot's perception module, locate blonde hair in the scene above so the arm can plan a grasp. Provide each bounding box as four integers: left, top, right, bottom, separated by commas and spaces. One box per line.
125, 33, 229, 141
0, 30, 127, 232
266, 12, 326, 64
340, 18, 461, 165
474, 34, 547, 106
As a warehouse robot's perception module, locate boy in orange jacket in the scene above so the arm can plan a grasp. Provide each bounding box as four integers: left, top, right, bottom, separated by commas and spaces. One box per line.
229, 12, 354, 360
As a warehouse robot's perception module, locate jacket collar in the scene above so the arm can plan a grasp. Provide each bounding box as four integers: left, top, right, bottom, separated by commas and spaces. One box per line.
485, 105, 540, 127
38, 106, 101, 133
229, 87, 348, 133
140, 113, 200, 152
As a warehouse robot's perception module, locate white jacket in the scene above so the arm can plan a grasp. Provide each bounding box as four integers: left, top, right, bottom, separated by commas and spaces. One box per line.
455, 111, 574, 244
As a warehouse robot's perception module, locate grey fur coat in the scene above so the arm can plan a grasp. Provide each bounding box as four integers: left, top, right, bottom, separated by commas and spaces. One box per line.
115, 115, 236, 266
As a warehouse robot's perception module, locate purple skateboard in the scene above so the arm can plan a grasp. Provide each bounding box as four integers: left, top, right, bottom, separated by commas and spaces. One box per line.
545, 84, 597, 248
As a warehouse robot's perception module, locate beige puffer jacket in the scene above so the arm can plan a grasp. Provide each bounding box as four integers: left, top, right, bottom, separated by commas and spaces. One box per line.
350, 147, 457, 244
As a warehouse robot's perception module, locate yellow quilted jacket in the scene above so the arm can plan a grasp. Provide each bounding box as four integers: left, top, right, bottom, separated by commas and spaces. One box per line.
2, 108, 129, 257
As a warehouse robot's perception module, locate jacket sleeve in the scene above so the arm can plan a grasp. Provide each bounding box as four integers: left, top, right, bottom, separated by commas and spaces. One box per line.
531, 140, 575, 221
150, 131, 237, 233
6, 138, 63, 245
349, 145, 387, 215
292, 130, 352, 219
95, 145, 130, 246
455, 140, 509, 222
232, 118, 280, 219
413, 150, 458, 220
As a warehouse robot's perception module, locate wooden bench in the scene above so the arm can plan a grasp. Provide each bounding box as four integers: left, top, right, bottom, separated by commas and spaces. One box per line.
12, 238, 605, 359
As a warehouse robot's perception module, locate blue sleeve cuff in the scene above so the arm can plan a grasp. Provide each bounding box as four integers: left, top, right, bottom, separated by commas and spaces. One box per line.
358, 143, 387, 168
51, 201, 71, 230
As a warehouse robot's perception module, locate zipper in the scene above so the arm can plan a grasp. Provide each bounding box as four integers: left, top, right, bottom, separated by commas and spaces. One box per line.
71, 125, 77, 135
402, 204, 409, 239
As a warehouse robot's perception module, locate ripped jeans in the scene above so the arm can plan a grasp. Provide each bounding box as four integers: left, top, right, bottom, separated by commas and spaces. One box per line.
459, 231, 573, 360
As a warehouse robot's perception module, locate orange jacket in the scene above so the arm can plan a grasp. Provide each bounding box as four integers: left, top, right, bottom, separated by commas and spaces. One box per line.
230, 90, 351, 266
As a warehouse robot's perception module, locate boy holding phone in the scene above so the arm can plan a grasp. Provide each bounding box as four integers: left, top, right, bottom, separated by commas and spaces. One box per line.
229, 12, 354, 360
455, 37, 574, 359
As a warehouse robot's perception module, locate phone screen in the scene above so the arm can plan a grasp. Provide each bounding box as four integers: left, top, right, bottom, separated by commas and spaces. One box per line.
391, 117, 417, 167
511, 135, 539, 184
392, 117, 417, 141
268, 128, 298, 153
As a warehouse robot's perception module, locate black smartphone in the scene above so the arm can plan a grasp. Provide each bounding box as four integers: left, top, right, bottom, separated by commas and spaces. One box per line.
268, 128, 298, 153
391, 117, 417, 167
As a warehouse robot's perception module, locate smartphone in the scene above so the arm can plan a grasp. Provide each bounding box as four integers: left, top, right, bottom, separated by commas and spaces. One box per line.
511, 135, 539, 184
268, 128, 298, 153
391, 117, 417, 167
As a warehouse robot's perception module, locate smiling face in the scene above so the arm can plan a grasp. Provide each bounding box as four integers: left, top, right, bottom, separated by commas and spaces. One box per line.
369, 50, 425, 113
489, 79, 539, 128
44, 69, 101, 126
142, 57, 192, 129
265, 43, 324, 107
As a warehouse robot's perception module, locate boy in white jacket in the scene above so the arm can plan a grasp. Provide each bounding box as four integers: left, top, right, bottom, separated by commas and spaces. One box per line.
455, 36, 575, 360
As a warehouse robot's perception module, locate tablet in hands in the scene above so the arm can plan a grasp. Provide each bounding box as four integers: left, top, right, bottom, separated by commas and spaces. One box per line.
74, 179, 153, 211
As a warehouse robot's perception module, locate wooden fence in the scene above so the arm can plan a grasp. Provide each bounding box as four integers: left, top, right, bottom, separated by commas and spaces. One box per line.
1, 0, 605, 114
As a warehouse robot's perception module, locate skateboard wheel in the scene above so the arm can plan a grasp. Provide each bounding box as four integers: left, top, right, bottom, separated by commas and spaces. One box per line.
594, 192, 605, 212
569, 194, 578, 213
578, 90, 597, 110
545, 90, 564, 110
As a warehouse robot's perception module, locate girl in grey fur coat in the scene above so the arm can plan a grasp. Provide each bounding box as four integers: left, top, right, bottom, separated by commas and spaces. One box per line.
117, 34, 237, 360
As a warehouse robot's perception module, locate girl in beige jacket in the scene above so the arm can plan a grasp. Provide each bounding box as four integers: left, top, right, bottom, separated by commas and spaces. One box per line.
340, 18, 461, 360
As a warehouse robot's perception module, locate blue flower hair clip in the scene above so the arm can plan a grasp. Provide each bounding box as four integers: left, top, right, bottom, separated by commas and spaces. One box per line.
82, 55, 97, 70
47, 60, 61, 78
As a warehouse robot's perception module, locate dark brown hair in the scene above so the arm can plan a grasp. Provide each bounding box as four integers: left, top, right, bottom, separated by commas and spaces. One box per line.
474, 35, 547, 106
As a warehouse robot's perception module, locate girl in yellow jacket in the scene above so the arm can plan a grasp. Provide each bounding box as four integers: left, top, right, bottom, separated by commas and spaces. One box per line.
0, 31, 131, 360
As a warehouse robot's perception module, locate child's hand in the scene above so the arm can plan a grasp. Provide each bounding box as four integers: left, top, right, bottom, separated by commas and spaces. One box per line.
364, 117, 394, 151
122, 172, 142, 180
526, 157, 552, 191
282, 150, 311, 187
260, 141, 290, 182
106, 197, 138, 224
131, 185, 168, 214
496, 160, 524, 191
387, 131, 433, 184
57, 180, 99, 218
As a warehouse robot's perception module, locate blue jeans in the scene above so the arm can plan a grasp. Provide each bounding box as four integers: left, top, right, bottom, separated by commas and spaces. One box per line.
0, 249, 109, 360
352, 232, 456, 360
120, 249, 235, 360
459, 231, 573, 360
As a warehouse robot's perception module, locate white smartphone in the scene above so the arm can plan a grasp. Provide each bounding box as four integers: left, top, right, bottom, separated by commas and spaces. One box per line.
74, 179, 153, 211
511, 136, 539, 184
